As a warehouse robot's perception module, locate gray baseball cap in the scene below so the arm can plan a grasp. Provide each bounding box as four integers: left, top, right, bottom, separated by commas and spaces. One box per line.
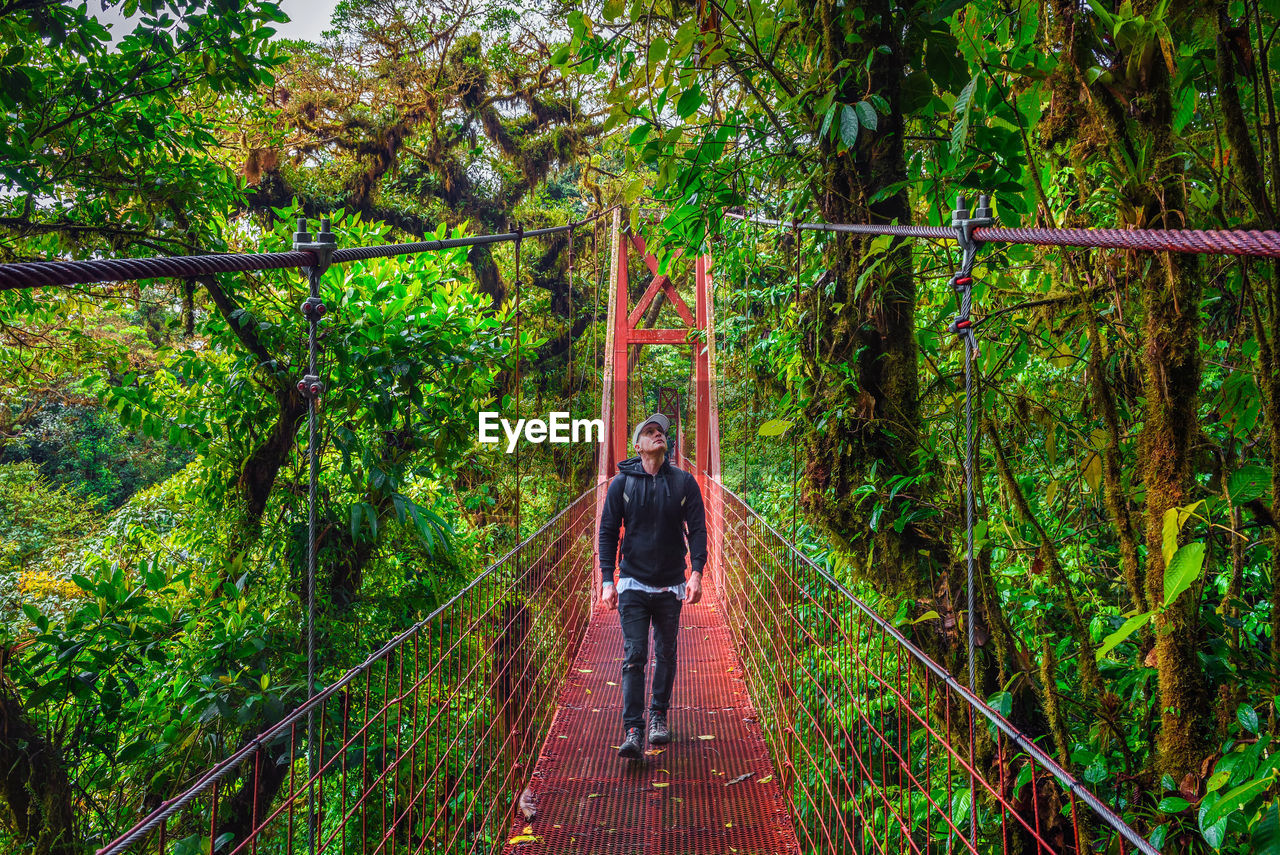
632, 412, 670, 447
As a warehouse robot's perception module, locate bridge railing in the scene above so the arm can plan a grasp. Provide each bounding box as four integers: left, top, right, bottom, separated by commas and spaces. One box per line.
100, 488, 596, 855
711, 482, 1156, 855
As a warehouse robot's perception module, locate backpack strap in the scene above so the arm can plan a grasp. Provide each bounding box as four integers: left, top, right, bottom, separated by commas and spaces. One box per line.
620, 472, 636, 526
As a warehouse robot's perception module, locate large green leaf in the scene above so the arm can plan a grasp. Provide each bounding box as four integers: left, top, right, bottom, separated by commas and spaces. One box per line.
854, 100, 878, 132
839, 104, 859, 147
1240, 704, 1261, 735
1163, 542, 1206, 607
676, 86, 704, 120
1095, 611, 1151, 660
758, 419, 794, 437
951, 74, 978, 156
1254, 801, 1280, 855
1229, 465, 1271, 505
1202, 774, 1277, 830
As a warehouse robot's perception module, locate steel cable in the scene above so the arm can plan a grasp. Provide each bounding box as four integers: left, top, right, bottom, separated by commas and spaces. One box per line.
727, 211, 1280, 258
305, 266, 319, 855
8, 205, 1278, 292
0, 250, 317, 290
1, 208, 617, 290
976, 224, 1280, 257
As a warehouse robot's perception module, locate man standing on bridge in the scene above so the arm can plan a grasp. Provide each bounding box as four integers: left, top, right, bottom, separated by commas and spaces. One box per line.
599, 412, 707, 760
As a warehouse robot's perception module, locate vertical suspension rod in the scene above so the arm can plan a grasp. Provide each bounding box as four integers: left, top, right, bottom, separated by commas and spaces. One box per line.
293, 216, 336, 855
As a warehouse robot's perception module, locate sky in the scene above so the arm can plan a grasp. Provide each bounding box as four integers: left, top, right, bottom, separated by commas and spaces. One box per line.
92, 0, 343, 45
271, 0, 343, 43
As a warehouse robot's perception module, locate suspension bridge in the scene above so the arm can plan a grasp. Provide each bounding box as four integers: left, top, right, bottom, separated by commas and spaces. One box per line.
12, 203, 1280, 855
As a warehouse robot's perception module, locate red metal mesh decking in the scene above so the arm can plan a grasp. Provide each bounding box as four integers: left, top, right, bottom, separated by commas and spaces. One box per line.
502, 575, 800, 855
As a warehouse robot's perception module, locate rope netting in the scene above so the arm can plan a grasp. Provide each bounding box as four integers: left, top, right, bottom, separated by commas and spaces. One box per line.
98, 490, 596, 855
712, 485, 1157, 854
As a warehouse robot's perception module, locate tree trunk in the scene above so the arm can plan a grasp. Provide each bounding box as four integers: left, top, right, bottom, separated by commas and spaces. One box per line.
0, 683, 77, 855
797, 0, 935, 601
1129, 9, 1210, 778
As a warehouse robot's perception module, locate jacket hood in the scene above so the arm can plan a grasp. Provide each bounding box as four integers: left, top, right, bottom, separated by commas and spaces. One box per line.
616, 456, 673, 508
617, 455, 670, 476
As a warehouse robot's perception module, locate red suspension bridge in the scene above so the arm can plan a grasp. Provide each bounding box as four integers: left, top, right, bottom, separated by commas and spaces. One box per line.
12, 204, 1273, 854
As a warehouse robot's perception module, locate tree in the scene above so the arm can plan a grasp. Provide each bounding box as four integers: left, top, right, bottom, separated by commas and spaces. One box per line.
238, 0, 601, 306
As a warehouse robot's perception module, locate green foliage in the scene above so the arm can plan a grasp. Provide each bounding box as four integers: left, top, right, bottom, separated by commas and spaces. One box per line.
2, 404, 191, 509
575, 0, 1280, 849
0, 461, 102, 625
1, 197, 514, 848
5, 0, 1280, 848
0, 0, 286, 258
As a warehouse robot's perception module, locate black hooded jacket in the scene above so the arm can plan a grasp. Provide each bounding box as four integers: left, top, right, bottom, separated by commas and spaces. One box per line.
598, 456, 707, 587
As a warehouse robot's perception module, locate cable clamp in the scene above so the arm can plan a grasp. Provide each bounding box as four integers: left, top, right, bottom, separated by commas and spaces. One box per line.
294, 217, 337, 280
948, 193, 994, 335
299, 296, 327, 318
297, 374, 325, 399
949, 193, 993, 292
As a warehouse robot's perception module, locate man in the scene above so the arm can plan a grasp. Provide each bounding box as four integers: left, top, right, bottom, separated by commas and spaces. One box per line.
598, 413, 707, 760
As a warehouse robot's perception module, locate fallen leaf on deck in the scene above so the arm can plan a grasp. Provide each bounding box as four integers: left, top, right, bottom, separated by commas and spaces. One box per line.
587, 793, 601, 798
726, 773, 754, 785
507, 835, 539, 845
578, 668, 593, 673
521, 825, 534, 834
697, 735, 716, 740
758, 775, 774, 784
606, 681, 617, 686
585, 688, 591, 694
645, 748, 665, 755
653, 782, 669, 788
725, 821, 732, 828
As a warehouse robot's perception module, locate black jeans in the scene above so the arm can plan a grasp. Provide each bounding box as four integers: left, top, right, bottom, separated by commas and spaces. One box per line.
618, 588, 683, 731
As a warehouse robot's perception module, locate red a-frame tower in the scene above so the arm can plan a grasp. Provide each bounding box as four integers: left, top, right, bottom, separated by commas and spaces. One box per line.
595, 210, 721, 488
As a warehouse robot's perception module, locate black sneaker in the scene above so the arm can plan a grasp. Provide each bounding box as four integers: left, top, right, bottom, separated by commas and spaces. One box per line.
648, 713, 670, 745
618, 727, 644, 759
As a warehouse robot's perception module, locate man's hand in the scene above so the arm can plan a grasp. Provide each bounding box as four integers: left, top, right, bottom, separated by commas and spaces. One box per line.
685, 572, 703, 605
601, 583, 618, 610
